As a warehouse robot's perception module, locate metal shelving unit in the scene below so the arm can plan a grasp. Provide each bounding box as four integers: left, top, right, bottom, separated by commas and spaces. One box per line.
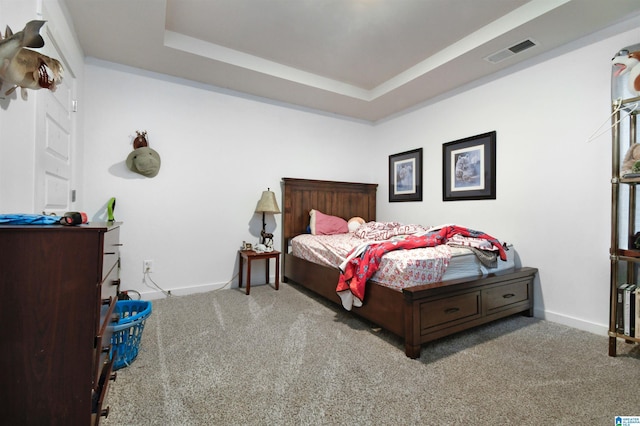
609, 95, 640, 356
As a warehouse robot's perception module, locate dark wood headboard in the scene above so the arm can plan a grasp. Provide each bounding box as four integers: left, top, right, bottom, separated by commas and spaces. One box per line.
281, 178, 378, 245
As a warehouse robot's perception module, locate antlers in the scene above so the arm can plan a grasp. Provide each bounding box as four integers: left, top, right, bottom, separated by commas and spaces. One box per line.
133, 130, 148, 149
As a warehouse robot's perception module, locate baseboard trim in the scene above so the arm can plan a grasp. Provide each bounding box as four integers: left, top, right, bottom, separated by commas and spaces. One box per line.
138, 281, 230, 300
535, 307, 608, 337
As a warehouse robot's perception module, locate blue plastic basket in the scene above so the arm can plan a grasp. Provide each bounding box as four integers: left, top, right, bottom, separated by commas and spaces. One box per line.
111, 300, 152, 370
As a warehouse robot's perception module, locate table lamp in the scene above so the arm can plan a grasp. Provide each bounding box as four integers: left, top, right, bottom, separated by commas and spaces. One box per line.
255, 188, 281, 246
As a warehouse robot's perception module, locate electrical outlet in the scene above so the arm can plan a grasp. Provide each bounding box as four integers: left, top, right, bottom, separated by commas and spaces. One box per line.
143, 259, 153, 273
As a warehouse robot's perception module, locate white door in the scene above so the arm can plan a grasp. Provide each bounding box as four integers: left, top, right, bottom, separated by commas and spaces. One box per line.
34, 21, 76, 215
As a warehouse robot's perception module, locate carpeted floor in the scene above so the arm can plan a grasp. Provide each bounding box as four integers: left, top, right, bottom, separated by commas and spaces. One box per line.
103, 283, 640, 425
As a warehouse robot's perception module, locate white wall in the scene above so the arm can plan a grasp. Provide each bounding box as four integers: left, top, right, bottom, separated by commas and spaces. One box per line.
372, 20, 640, 335
3, 0, 640, 337
81, 61, 375, 298
0, 0, 39, 213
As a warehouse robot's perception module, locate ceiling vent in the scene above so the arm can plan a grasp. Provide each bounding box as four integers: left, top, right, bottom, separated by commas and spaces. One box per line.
484, 38, 538, 64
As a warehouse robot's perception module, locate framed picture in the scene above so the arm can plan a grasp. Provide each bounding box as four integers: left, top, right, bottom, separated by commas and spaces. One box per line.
442, 131, 496, 201
389, 148, 422, 202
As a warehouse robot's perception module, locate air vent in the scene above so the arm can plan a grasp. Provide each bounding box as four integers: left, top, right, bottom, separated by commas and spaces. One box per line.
484, 38, 539, 64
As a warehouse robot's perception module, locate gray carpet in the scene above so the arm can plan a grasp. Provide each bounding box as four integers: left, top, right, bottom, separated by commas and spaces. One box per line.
103, 283, 640, 425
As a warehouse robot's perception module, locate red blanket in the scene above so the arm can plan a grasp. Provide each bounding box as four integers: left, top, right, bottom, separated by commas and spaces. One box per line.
336, 225, 506, 309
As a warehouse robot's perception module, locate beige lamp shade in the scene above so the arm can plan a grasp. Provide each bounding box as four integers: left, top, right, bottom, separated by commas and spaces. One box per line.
255, 189, 281, 214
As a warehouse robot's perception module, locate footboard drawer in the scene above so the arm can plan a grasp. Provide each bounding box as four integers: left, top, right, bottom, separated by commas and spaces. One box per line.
420, 291, 481, 334
483, 280, 530, 315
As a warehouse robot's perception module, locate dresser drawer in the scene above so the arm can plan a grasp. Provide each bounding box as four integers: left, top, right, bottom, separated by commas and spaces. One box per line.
483, 280, 530, 314
420, 291, 481, 334
94, 297, 117, 389
101, 262, 120, 302
92, 355, 116, 425
93, 335, 113, 391
102, 226, 120, 281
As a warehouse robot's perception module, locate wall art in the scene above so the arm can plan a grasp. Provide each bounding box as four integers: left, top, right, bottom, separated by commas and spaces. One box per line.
443, 131, 496, 201
389, 148, 422, 202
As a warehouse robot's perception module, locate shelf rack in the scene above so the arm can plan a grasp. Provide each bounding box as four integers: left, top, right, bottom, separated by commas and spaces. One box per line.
609, 95, 640, 355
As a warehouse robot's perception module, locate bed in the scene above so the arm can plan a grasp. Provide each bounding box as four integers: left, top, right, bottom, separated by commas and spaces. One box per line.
281, 177, 538, 358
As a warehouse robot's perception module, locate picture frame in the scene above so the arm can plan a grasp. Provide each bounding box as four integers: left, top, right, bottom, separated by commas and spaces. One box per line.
442, 131, 496, 201
389, 148, 422, 202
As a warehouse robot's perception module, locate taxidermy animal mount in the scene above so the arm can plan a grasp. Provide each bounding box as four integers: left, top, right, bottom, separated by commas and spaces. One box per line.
0, 20, 63, 100
612, 49, 640, 95
126, 131, 162, 178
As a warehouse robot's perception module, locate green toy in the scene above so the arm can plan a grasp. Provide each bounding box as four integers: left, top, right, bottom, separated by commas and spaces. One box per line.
108, 197, 116, 221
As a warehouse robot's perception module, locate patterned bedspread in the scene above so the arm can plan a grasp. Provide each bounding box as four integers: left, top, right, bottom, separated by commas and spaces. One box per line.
336, 225, 506, 310
291, 232, 453, 291
290, 222, 507, 311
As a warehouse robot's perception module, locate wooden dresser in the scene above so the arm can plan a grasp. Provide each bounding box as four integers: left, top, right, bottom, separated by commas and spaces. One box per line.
0, 222, 122, 425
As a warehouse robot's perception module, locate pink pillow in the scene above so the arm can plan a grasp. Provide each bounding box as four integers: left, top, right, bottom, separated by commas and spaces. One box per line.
310, 209, 348, 235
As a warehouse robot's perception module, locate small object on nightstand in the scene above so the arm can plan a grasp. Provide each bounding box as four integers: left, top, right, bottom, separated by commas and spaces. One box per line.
238, 249, 280, 295
253, 243, 272, 253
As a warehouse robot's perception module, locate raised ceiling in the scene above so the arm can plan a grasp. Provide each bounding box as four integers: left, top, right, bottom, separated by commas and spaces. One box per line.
63, 0, 640, 122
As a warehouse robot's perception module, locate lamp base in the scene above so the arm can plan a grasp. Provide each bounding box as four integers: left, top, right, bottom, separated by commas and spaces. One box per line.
260, 229, 274, 246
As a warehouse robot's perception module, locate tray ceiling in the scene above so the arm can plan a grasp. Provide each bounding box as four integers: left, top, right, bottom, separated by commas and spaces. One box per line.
63, 0, 640, 122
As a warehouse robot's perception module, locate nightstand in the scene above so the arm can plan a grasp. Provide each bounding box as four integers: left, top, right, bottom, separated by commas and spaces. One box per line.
238, 250, 280, 295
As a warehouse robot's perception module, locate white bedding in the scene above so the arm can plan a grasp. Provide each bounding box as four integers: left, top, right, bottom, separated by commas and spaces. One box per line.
290, 232, 515, 291
444, 245, 515, 280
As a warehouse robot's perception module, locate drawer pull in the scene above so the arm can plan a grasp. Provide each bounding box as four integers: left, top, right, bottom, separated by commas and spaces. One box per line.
444, 307, 460, 314
104, 252, 117, 255
502, 293, 516, 299
111, 279, 121, 287
102, 297, 112, 305
110, 372, 117, 382
100, 406, 110, 418
113, 243, 124, 246
102, 346, 110, 354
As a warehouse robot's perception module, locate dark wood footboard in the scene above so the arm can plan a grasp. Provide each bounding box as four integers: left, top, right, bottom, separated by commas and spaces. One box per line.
402, 267, 537, 358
